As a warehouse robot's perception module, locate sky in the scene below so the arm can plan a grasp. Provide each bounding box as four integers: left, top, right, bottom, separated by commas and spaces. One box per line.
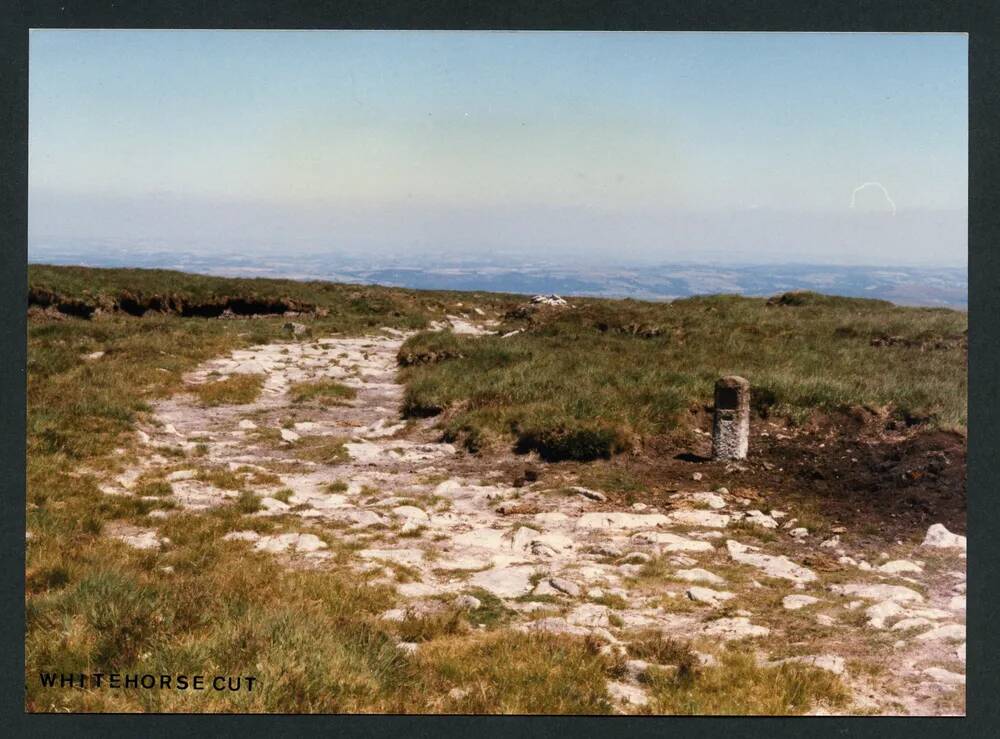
28, 31, 968, 267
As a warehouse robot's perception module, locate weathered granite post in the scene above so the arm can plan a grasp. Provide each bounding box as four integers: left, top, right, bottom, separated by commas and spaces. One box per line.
712, 376, 750, 461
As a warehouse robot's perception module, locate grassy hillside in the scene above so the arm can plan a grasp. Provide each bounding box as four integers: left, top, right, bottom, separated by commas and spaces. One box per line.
28, 263, 519, 320
24, 265, 965, 713
400, 293, 967, 460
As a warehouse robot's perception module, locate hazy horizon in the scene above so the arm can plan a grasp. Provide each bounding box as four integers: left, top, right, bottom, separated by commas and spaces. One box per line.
29, 31, 967, 270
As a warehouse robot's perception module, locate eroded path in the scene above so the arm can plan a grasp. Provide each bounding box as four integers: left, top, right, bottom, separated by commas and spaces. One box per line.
101, 327, 967, 715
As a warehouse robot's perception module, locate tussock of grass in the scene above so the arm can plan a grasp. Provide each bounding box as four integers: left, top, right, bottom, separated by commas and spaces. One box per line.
294, 436, 350, 465
459, 589, 516, 629
643, 648, 850, 715
271, 488, 294, 504
399, 294, 966, 459
413, 631, 613, 714
235, 490, 262, 514
394, 609, 469, 643
191, 374, 264, 406
289, 379, 357, 405
195, 466, 246, 491
135, 479, 173, 497
627, 631, 699, 676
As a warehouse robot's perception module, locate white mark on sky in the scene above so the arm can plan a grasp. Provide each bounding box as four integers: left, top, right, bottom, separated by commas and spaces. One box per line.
850, 182, 897, 216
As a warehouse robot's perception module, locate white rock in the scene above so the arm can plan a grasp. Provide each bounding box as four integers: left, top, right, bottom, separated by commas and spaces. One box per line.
392, 505, 429, 521
533, 511, 570, 527
258, 497, 291, 513
891, 617, 934, 632
632, 531, 713, 553
782, 594, 820, 611
789, 528, 809, 539
864, 601, 911, 629
745, 510, 779, 529
396, 582, 442, 598
701, 617, 769, 640
916, 624, 966, 642
238, 419, 258, 430
606, 680, 649, 707
878, 559, 923, 574
531, 580, 561, 595
448, 687, 469, 700
819, 535, 840, 549
116, 530, 162, 550
518, 617, 590, 638
949, 595, 966, 611
779, 654, 845, 676
669, 509, 730, 528
694, 652, 718, 667
625, 659, 650, 681
254, 532, 328, 554
280, 428, 300, 442
469, 565, 536, 598
223, 530, 261, 542
922, 667, 965, 685
617, 553, 652, 569
455, 595, 482, 611
726, 540, 817, 584
675, 568, 726, 585
552, 605, 608, 630
922, 524, 966, 551
686, 586, 735, 607
530, 294, 568, 306
357, 548, 424, 566
815, 614, 836, 626
568, 486, 607, 502
830, 583, 924, 604
690, 492, 726, 509
588, 543, 624, 559
347, 510, 388, 528
577, 512, 670, 530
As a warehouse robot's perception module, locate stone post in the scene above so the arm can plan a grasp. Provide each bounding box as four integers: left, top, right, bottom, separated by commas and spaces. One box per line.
712, 376, 750, 461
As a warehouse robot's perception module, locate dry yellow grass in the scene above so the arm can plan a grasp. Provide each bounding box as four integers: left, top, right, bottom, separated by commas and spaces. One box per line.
191, 374, 264, 406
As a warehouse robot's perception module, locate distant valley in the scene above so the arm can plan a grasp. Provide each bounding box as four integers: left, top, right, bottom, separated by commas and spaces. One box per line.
28, 241, 967, 309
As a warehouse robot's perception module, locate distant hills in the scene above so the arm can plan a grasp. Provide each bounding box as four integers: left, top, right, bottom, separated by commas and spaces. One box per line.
28, 242, 967, 309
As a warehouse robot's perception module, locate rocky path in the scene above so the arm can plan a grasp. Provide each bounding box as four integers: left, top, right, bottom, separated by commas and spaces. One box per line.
101, 325, 967, 715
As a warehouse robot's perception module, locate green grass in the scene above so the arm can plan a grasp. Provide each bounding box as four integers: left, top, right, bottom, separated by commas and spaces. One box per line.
24, 267, 481, 713
643, 648, 850, 715
413, 631, 613, 714
289, 378, 358, 405
191, 374, 264, 406
293, 436, 350, 465
399, 293, 967, 459
29, 263, 513, 328
25, 265, 962, 714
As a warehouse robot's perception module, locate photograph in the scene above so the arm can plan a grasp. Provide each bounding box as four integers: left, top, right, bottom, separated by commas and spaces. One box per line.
25, 29, 967, 715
